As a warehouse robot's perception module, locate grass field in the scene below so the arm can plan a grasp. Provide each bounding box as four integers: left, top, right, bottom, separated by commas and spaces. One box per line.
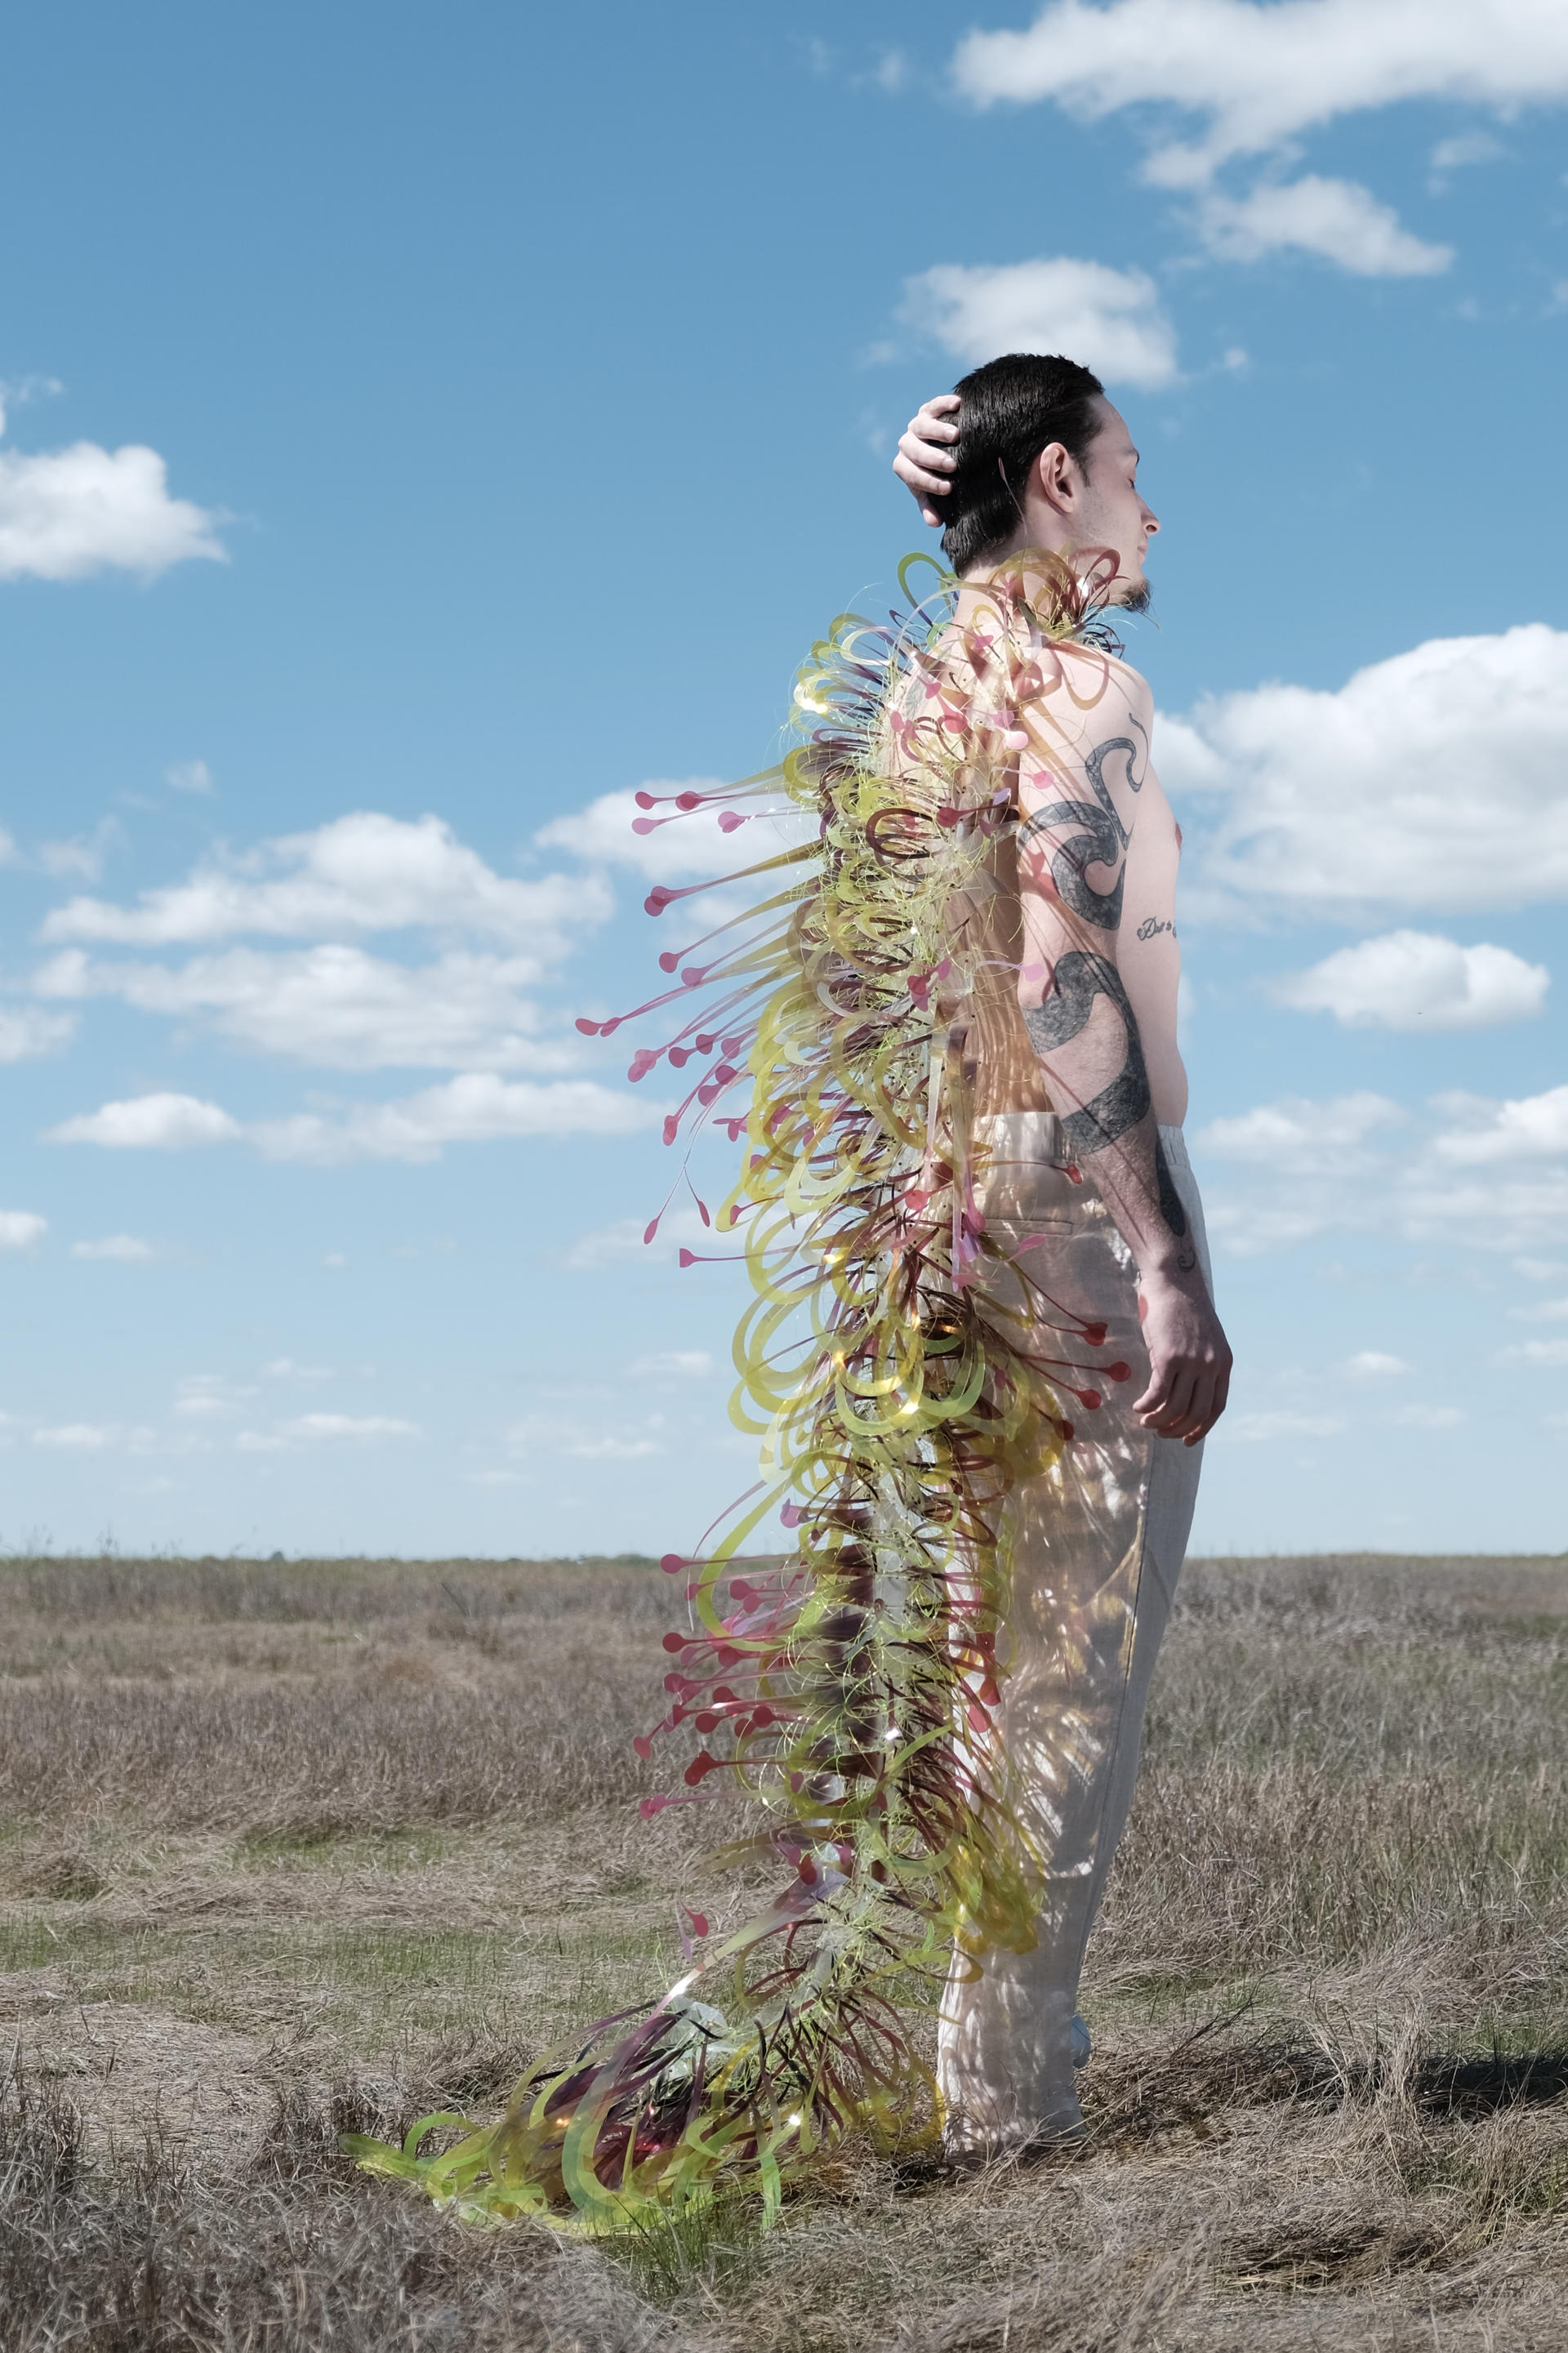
4, 1548, 1568, 2351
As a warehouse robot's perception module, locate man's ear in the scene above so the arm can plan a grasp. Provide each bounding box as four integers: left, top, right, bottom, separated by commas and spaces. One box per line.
1030, 439, 1079, 517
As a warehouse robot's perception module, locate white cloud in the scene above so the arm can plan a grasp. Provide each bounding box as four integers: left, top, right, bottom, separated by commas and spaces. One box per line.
33, 1422, 155, 1451
899, 258, 1179, 387
279, 1414, 421, 1442
629, 1350, 715, 1379
249, 1073, 662, 1165
537, 784, 811, 885
1197, 1090, 1405, 1172
71, 1234, 154, 1262
0, 1210, 47, 1253
1344, 1351, 1408, 1379
1432, 1083, 1568, 1165
1511, 1296, 1568, 1322
1430, 131, 1503, 176
1196, 1086, 1568, 1260
166, 760, 214, 795
505, 1413, 662, 1462
1166, 626, 1568, 916
46, 1092, 241, 1150
174, 1375, 251, 1420
1392, 1403, 1464, 1428
1223, 1410, 1347, 1442
35, 943, 583, 1072
38, 819, 122, 882
0, 1008, 74, 1062
1276, 932, 1549, 1032
0, 434, 226, 582
1196, 176, 1451, 274
951, 0, 1568, 184
263, 1357, 334, 1380
563, 1206, 715, 1271
42, 812, 604, 950
1498, 1339, 1568, 1370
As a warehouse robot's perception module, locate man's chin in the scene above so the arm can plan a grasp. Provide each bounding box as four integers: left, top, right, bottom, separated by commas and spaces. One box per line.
1108, 573, 1152, 615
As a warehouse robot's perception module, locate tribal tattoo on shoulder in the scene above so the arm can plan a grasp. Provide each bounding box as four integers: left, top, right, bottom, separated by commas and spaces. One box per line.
1018, 724, 1147, 933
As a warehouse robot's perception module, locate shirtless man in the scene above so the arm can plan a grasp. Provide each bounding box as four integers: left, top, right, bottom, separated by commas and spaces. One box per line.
893, 353, 1232, 2150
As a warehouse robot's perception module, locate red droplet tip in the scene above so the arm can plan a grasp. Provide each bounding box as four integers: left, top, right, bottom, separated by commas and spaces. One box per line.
660, 1552, 685, 1574
575, 1017, 600, 1036
679, 1248, 697, 1268
635, 791, 657, 810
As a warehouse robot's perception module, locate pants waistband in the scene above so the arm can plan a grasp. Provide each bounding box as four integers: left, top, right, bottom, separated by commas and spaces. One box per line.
975, 1111, 1187, 1165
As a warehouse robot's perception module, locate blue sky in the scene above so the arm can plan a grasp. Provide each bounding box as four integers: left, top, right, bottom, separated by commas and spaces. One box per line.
1, 0, 1566, 1557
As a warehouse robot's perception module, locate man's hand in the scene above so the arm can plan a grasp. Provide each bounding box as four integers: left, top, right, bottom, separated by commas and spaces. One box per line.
1134, 1272, 1232, 1447
893, 393, 960, 524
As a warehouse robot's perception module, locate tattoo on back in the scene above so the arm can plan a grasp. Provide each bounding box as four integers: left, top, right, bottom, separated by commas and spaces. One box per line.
1018, 733, 1144, 934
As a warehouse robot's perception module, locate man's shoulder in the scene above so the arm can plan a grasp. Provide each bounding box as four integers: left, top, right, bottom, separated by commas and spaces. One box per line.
1051, 639, 1154, 728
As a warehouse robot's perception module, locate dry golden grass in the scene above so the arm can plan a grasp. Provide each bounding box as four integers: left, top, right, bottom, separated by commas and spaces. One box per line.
3, 1547, 1568, 2351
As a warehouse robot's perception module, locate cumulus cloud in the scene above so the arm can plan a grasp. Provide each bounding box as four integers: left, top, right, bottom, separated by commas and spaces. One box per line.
0, 434, 226, 582
1392, 1403, 1464, 1428
174, 1375, 251, 1420
505, 1412, 662, 1462
1198, 1090, 1405, 1171
33, 1422, 155, 1451
1431, 1083, 1568, 1165
1276, 932, 1549, 1032
71, 1235, 154, 1262
46, 1092, 241, 1150
898, 258, 1179, 386
629, 1350, 715, 1378
537, 784, 813, 884
1196, 1082, 1568, 1258
42, 812, 603, 951
951, 0, 1568, 184
249, 1074, 662, 1165
0, 1210, 47, 1252
47, 1075, 657, 1165
1498, 1338, 1568, 1370
563, 1206, 714, 1271
0, 1008, 74, 1062
1344, 1351, 1408, 1379
236, 1413, 421, 1450
34, 944, 584, 1072
1222, 1409, 1346, 1442
1165, 625, 1568, 915
1196, 176, 1451, 274
166, 760, 214, 795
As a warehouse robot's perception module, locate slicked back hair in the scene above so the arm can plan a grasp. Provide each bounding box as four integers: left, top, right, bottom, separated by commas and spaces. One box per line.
939, 353, 1107, 577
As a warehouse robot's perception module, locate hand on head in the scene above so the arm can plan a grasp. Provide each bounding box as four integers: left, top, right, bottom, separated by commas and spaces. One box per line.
893, 394, 960, 525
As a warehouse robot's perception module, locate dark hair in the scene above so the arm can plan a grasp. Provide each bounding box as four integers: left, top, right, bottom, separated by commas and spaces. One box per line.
939, 352, 1106, 576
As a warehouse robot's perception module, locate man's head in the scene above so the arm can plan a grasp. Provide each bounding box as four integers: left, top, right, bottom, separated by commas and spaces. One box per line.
938, 353, 1159, 606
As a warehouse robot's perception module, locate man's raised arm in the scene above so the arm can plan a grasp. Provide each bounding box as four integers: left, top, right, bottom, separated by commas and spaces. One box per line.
1014, 673, 1231, 1446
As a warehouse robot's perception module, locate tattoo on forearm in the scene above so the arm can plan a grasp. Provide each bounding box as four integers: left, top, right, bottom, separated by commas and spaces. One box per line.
1018, 733, 1143, 934
1153, 1134, 1190, 1241
1022, 953, 1189, 1245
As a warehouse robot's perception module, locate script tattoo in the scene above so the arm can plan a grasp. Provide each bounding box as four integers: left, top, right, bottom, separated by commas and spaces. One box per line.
1023, 951, 1190, 1243
1018, 732, 1145, 933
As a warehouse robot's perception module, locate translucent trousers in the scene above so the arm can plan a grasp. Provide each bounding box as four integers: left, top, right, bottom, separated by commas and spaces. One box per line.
937, 1113, 1214, 2151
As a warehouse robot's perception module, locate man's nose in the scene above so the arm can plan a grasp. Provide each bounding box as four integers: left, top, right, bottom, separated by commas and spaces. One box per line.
1142, 503, 1160, 537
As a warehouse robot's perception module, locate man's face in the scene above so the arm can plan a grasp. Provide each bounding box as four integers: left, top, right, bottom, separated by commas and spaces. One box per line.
1076, 397, 1159, 608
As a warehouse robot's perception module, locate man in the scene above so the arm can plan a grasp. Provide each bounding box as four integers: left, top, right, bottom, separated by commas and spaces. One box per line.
892, 354, 1232, 2151
357, 353, 1234, 2222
